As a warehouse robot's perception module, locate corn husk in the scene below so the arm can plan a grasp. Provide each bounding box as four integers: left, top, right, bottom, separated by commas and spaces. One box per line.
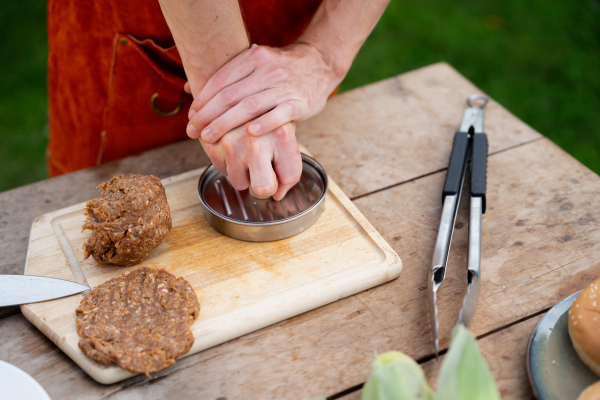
360, 326, 499, 400
434, 324, 501, 400
362, 351, 434, 400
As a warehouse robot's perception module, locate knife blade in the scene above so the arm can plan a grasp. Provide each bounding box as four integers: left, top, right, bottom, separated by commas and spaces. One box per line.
0, 275, 90, 307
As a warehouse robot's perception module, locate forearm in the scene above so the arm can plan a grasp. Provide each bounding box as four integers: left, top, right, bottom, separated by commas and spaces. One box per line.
297, 0, 390, 86
157, 0, 249, 97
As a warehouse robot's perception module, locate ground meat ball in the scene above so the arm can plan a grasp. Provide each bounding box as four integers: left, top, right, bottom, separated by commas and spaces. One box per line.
83, 174, 172, 266
76, 267, 200, 375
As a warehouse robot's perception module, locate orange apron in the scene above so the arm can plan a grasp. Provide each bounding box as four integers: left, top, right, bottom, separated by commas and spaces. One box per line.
47, 0, 322, 176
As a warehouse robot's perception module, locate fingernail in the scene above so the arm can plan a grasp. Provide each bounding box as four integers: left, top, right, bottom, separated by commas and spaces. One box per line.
188, 109, 196, 119
249, 122, 261, 135
249, 186, 274, 199
201, 128, 213, 142
187, 123, 199, 138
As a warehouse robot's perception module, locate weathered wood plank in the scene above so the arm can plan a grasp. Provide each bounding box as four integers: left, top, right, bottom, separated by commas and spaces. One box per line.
351, 137, 600, 356
0, 297, 377, 400
0, 137, 595, 399
422, 316, 541, 400
0, 64, 595, 399
336, 315, 542, 400
297, 62, 541, 198
0, 300, 542, 400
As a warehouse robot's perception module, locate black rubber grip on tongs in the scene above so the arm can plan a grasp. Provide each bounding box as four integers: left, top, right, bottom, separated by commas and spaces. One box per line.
442, 131, 470, 199
471, 133, 488, 213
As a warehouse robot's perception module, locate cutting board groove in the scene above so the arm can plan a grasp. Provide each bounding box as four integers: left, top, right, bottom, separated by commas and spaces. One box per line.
21, 166, 401, 384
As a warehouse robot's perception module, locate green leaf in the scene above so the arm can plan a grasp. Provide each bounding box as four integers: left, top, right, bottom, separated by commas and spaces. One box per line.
434, 325, 501, 400
362, 351, 434, 400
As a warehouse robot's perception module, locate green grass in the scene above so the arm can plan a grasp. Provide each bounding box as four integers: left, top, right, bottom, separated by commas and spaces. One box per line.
1, 0, 599, 191
0, 0, 48, 191
341, 0, 600, 174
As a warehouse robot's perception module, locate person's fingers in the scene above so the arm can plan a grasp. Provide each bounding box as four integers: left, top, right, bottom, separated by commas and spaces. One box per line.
187, 121, 200, 139
188, 46, 258, 118
199, 141, 228, 176
215, 127, 250, 191
198, 88, 283, 144
271, 124, 302, 201
211, 156, 228, 177
247, 100, 304, 137
248, 186, 273, 200
248, 154, 278, 198
191, 79, 269, 142
226, 161, 250, 192
184, 82, 191, 95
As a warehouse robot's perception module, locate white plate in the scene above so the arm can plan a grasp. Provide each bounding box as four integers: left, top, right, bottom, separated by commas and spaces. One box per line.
527, 291, 599, 399
0, 360, 51, 400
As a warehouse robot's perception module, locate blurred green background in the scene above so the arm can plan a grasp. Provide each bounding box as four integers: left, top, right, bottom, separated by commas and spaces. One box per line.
1, 0, 599, 191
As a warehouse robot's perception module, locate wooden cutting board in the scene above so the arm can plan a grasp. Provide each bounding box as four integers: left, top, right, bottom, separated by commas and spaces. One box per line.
21, 163, 402, 385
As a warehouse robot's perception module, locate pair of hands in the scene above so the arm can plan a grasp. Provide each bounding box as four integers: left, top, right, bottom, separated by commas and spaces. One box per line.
185, 42, 336, 201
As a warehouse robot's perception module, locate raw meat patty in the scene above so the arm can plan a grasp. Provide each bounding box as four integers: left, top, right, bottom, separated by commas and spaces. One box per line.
83, 174, 171, 266
76, 267, 200, 375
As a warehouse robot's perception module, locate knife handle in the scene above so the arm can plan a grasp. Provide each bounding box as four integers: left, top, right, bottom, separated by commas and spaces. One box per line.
442, 131, 470, 199
471, 132, 488, 213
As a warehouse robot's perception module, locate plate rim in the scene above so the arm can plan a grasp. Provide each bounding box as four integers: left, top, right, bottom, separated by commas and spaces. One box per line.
526, 290, 583, 400
0, 359, 51, 400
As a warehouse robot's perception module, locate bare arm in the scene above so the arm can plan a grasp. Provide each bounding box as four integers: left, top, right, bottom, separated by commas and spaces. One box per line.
158, 0, 302, 200
157, 0, 249, 97
298, 0, 391, 89
172, 0, 390, 200
188, 0, 391, 140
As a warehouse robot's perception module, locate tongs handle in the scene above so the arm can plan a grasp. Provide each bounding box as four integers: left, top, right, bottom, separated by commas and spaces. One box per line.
442, 131, 470, 199
471, 133, 488, 213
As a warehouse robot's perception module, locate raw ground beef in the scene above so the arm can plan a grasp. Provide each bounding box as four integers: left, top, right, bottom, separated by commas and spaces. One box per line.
75, 267, 200, 375
83, 174, 171, 266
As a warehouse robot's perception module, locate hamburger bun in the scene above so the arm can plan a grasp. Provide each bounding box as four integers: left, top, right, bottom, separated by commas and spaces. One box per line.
569, 278, 600, 377
577, 381, 600, 400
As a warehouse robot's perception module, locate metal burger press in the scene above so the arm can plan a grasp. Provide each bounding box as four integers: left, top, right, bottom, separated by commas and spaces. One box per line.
198, 153, 328, 242
428, 95, 489, 356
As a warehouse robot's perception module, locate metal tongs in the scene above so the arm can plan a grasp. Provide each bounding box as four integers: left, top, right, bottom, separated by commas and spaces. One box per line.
428, 95, 489, 356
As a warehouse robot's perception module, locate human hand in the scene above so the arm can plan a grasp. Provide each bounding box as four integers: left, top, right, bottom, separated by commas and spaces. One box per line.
185, 42, 339, 143
200, 122, 302, 201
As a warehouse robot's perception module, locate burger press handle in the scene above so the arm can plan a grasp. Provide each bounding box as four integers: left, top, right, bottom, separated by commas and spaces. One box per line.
427, 94, 489, 356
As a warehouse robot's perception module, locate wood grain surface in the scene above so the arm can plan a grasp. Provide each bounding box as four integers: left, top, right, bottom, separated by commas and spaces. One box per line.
335, 315, 543, 400
0, 62, 597, 399
296, 62, 541, 199
21, 168, 401, 384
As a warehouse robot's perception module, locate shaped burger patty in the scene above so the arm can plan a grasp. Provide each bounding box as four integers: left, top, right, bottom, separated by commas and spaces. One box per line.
76, 267, 200, 375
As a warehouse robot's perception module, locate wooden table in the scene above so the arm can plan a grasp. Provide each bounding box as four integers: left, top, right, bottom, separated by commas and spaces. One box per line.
1, 62, 599, 399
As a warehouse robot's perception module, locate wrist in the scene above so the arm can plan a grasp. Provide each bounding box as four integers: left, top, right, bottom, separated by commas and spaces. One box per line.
294, 40, 349, 91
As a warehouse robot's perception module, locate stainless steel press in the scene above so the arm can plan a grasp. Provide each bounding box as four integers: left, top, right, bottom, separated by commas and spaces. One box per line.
197, 153, 328, 241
